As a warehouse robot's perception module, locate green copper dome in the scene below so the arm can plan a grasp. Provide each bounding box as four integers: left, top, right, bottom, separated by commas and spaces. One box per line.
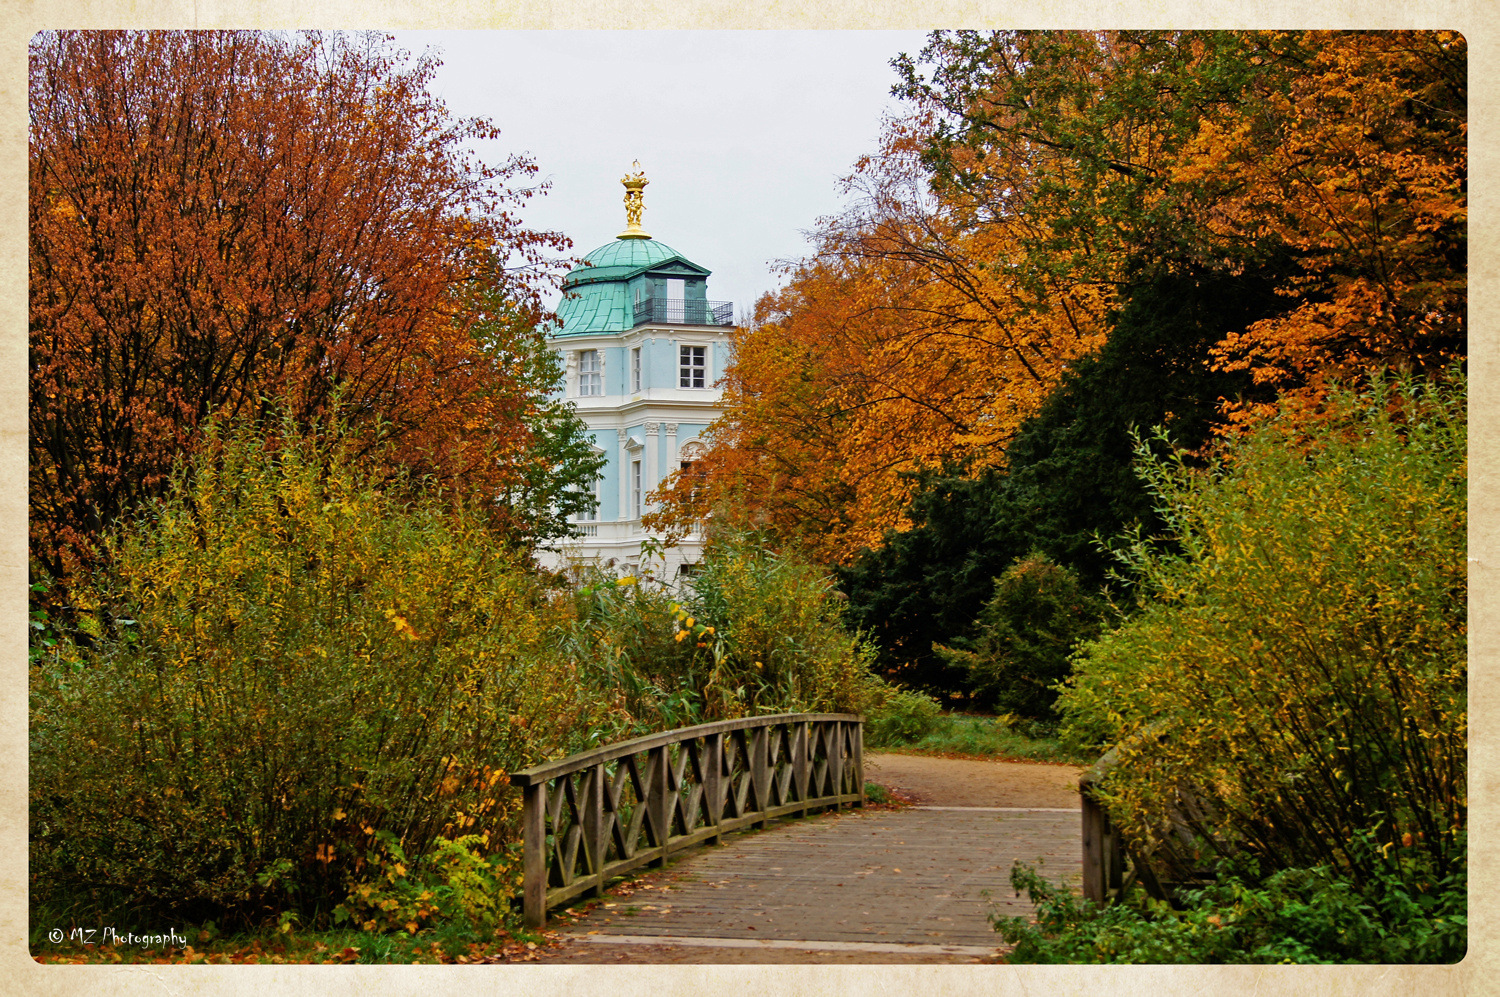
554, 235, 715, 337
562, 238, 689, 288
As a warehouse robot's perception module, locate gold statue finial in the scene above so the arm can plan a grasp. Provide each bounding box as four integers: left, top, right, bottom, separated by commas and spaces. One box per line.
618, 161, 650, 239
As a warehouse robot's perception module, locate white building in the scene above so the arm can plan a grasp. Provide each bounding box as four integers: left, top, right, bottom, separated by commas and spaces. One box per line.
540, 167, 732, 581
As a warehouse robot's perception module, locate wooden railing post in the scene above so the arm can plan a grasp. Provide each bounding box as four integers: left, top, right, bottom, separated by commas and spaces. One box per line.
705, 732, 723, 844
793, 720, 809, 818
830, 720, 845, 811
650, 745, 670, 867
1081, 790, 1106, 903
584, 762, 605, 898
1080, 746, 1123, 904
523, 780, 546, 927
750, 726, 769, 829
852, 719, 865, 807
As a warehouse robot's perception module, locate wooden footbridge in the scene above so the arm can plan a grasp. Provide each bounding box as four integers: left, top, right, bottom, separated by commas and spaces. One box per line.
511, 713, 1102, 962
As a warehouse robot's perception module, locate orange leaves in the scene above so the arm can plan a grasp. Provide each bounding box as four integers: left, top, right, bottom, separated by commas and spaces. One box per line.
29, 31, 569, 578
901, 30, 1464, 399
1185, 31, 1467, 385
653, 118, 1109, 564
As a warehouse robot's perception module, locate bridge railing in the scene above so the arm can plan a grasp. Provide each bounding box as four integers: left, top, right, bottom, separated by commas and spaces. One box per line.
509, 713, 864, 926
1079, 747, 1126, 903
1080, 726, 1221, 905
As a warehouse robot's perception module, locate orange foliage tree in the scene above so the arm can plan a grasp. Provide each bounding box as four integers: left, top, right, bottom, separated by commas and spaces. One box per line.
656, 31, 1464, 565
30, 31, 572, 578
651, 120, 1110, 564
652, 34, 1270, 562
899, 30, 1465, 394
1188, 31, 1466, 392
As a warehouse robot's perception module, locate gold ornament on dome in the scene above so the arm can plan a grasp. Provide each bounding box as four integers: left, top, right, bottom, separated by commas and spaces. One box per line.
618, 161, 650, 239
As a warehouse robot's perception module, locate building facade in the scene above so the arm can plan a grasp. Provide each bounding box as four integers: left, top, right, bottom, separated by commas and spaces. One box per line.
541, 166, 732, 581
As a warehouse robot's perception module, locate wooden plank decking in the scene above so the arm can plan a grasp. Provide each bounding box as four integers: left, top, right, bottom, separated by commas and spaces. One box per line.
547, 803, 1082, 963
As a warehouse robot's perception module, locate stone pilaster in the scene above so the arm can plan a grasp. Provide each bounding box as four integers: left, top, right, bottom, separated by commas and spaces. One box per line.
617, 428, 630, 523
644, 422, 660, 513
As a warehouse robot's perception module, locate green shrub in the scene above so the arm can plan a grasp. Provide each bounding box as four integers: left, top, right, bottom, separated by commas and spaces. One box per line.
29, 411, 622, 929
335, 832, 521, 935
551, 535, 888, 733
1059, 370, 1466, 885
935, 553, 1106, 719
995, 830, 1466, 964
864, 686, 943, 747
686, 534, 885, 718
550, 569, 708, 737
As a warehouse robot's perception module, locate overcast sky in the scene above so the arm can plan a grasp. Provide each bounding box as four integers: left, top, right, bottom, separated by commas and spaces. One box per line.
394, 31, 933, 321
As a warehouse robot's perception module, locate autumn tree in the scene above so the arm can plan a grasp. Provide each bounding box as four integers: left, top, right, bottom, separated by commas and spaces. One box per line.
897, 30, 1466, 394
661, 31, 1464, 694
829, 31, 1464, 690
838, 264, 1286, 690
1190, 31, 1466, 392
30, 30, 579, 579
459, 273, 606, 551
649, 118, 1110, 564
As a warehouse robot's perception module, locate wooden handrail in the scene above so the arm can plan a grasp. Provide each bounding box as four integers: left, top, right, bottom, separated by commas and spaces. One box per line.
1079, 746, 1125, 904
1081, 722, 1210, 905
510, 713, 865, 927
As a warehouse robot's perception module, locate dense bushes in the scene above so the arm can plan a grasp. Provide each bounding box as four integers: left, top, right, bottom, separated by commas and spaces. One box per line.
31, 418, 895, 933
556, 535, 888, 730
995, 832, 1467, 964
1059, 370, 1467, 887
30, 413, 622, 928
862, 687, 943, 747
688, 537, 886, 717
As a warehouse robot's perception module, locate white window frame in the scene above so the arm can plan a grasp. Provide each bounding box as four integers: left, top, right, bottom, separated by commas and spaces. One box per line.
578, 349, 602, 397
631, 459, 642, 519
631, 346, 642, 393
679, 345, 706, 389
575, 474, 599, 522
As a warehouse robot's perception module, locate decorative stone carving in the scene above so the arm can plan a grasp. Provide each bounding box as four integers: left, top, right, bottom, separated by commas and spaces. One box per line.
679, 440, 708, 462
645, 422, 659, 436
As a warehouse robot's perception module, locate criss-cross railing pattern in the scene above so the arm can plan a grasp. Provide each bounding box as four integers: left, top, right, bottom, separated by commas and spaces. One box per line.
510, 713, 864, 926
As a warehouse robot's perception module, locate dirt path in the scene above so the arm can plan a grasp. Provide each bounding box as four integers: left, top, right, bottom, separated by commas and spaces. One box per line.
864, 751, 1085, 809
533, 751, 1085, 965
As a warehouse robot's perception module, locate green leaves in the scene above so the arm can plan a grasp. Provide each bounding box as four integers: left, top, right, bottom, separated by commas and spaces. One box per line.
935, 553, 1106, 719
29, 404, 619, 929
1059, 368, 1467, 883
996, 831, 1466, 963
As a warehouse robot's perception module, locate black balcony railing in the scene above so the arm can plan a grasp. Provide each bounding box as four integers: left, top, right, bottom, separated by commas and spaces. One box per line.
633, 297, 734, 327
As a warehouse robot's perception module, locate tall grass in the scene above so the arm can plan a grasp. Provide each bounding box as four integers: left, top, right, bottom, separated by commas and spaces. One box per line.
873, 711, 1092, 764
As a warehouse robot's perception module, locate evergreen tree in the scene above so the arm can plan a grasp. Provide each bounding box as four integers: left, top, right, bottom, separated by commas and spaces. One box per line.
840, 266, 1282, 693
